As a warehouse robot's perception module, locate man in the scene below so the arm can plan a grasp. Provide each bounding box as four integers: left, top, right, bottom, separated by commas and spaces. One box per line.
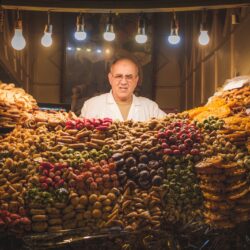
80, 56, 166, 121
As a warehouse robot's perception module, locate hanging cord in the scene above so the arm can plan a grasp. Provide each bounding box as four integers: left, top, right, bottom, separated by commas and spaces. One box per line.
47, 11, 51, 26
0, 9, 4, 32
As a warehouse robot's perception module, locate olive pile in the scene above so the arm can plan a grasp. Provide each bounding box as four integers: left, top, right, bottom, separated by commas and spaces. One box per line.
113, 152, 164, 189
196, 116, 224, 131
162, 158, 203, 224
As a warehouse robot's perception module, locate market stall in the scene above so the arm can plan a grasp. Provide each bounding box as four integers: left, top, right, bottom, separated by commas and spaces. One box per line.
0, 78, 249, 249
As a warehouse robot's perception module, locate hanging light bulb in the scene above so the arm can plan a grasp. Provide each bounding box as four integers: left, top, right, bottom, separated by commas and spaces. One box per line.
11, 10, 26, 51
198, 25, 210, 46
103, 12, 115, 42
41, 26, 52, 47
41, 11, 53, 47
198, 10, 210, 46
135, 14, 148, 44
74, 14, 87, 41
168, 12, 181, 45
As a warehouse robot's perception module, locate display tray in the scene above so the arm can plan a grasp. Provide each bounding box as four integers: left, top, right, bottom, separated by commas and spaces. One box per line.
22, 228, 194, 250
19, 222, 250, 250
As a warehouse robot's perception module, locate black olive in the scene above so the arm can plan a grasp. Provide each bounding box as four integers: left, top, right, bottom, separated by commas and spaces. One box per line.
148, 160, 156, 168
139, 154, 148, 163
139, 170, 150, 180
138, 163, 148, 172
129, 166, 139, 176
120, 177, 127, 185
157, 167, 165, 177
139, 179, 151, 189
152, 175, 162, 186
118, 170, 127, 178
115, 158, 125, 168
149, 169, 157, 177
125, 156, 137, 166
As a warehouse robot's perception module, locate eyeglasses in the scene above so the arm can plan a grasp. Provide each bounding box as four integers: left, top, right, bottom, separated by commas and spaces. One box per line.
111, 74, 137, 81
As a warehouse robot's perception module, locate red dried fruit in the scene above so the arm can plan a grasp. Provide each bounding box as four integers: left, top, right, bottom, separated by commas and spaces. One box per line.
42, 169, 49, 176
39, 176, 46, 183
76, 123, 84, 130
41, 182, 48, 190
103, 174, 110, 182
173, 149, 181, 155
95, 177, 103, 184
49, 172, 55, 179
163, 148, 173, 155
178, 144, 186, 151
90, 182, 98, 190
157, 132, 165, 138
45, 177, 53, 185
10, 214, 20, 220
58, 179, 65, 186
86, 177, 94, 184
190, 149, 200, 155
110, 174, 118, 181
161, 142, 169, 149
54, 176, 61, 183
54, 170, 62, 176
164, 130, 173, 137
96, 125, 109, 131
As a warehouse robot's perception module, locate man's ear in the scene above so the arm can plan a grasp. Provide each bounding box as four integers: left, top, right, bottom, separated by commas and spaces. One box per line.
135, 75, 139, 85
108, 72, 112, 85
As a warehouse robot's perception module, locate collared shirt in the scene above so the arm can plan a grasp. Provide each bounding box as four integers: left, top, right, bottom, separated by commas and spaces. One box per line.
80, 91, 166, 121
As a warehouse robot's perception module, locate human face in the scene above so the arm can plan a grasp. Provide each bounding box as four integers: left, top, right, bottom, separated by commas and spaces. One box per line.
108, 59, 139, 102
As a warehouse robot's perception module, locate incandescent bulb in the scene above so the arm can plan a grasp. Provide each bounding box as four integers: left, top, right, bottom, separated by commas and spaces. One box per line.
168, 34, 181, 45
103, 31, 115, 42
11, 29, 26, 50
198, 30, 210, 46
135, 34, 148, 44
74, 31, 87, 41
41, 32, 52, 47
136, 15, 147, 44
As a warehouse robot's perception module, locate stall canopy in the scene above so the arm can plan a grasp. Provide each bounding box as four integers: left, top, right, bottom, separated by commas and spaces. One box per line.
1, 0, 250, 13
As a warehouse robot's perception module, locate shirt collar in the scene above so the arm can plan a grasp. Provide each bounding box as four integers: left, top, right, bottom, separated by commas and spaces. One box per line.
107, 90, 141, 106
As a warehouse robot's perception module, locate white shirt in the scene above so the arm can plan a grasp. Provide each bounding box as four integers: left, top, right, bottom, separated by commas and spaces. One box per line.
80, 91, 166, 121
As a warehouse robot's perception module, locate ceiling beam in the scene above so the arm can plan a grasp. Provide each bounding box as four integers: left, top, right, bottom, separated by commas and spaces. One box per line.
1, 0, 250, 13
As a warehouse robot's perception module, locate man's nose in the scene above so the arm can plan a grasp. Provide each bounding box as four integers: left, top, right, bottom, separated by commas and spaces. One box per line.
120, 76, 128, 84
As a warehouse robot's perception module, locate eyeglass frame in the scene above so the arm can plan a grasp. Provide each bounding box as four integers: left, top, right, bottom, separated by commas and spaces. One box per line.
111, 73, 138, 82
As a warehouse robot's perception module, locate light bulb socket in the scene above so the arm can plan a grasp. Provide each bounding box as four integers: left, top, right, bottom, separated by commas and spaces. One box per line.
170, 22, 178, 36
76, 24, 85, 32
15, 19, 23, 29
76, 14, 85, 30
171, 28, 178, 36
44, 24, 52, 33
108, 14, 113, 25
200, 22, 208, 32
169, 12, 179, 37
105, 13, 114, 32
105, 23, 114, 33
137, 14, 146, 35
170, 11, 180, 37
171, 18, 178, 30
137, 26, 146, 35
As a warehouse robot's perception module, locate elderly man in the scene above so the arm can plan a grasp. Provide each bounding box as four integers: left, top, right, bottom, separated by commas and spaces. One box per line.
80, 56, 165, 121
